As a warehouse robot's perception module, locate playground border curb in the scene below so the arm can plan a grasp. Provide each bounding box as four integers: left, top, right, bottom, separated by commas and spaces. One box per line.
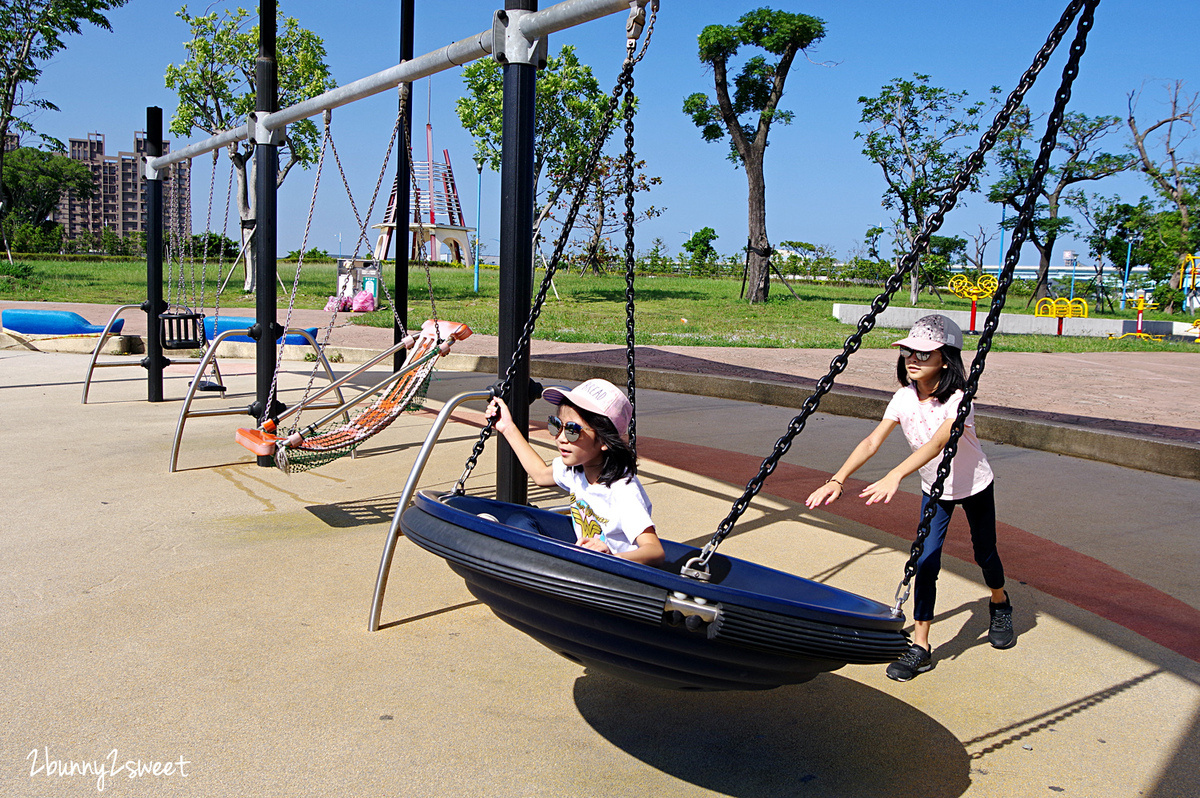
15, 335, 1198, 481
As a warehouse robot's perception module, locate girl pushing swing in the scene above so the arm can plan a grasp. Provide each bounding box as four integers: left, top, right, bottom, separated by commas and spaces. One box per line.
805, 314, 1015, 681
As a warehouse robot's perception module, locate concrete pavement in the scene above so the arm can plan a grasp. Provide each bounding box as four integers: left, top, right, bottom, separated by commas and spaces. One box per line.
1, 339, 1198, 796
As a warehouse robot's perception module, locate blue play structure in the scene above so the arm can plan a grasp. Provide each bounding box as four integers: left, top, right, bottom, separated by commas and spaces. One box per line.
2, 308, 123, 336
205, 315, 318, 346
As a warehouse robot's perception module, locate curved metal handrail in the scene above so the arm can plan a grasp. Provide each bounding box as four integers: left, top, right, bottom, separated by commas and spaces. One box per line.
168, 326, 348, 472
80, 304, 141, 404
368, 389, 493, 631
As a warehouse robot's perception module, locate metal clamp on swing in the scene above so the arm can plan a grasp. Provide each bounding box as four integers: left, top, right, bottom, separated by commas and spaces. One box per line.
491, 9, 549, 68
625, 0, 657, 43
891, 580, 911, 618
663, 591, 722, 635
680, 555, 712, 583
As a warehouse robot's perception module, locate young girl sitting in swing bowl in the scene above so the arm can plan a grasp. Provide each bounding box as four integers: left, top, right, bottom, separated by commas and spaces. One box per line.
487, 378, 665, 566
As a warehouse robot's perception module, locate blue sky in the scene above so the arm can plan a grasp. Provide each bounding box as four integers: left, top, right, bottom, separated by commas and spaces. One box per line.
27, 1, 1200, 269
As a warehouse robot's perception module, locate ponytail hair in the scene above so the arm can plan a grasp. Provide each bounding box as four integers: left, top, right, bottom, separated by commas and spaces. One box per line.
896, 345, 968, 403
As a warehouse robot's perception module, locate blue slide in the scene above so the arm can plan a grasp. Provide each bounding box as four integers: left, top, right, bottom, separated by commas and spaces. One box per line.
1, 308, 123, 335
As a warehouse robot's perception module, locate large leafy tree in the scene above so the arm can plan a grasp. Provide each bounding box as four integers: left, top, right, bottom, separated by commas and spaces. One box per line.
857, 74, 995, 305
0, 0, 128, 211
1126, 80, 1198, 312
456, 44, 618, 242
1070, 193, 1196, 309
165, 3, 335, 291
682, 7, 825, 304
2, 145, 94, 225
988, 106, 1134, 303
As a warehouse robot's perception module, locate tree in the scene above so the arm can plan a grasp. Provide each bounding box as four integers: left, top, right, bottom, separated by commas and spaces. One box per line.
190, 231, 239, 262
777, 239, 835, 278
456, 45, 618, 242
0, 0, 128, 211
857, 74, 996, 305
964, 224, 998, 274
1127, 80, 1198, 312
988, 106, 1134, 303
1, 146, 94, 228
681, 227, 719, 269
570, 154, 662, 274
921, 235, 966, 299
683, 7, 826, 304
165, 4, 336, 291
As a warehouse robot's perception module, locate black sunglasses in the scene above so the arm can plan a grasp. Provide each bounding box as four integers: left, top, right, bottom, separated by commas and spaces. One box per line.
898, 346, 934, 362
547, 415, 589, 442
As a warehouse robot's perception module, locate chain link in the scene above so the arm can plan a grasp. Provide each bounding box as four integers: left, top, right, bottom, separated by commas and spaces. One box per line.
455, 7, 657, 493
265, 113, 330, 425
622, 51, 639, 451
211, 154, 235, 340
691, 0, 1093, 575
895, 0, 1098, 605
197, 149, 217, 313
394, 83, 441, 339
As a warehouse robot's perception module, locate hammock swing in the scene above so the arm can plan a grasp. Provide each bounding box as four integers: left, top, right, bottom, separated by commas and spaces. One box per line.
235, 100, 472, 473
386, 0, 1099, 691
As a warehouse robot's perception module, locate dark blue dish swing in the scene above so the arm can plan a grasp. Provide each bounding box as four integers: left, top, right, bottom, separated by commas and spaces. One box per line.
388, 0, 1095, 691
403, 489, 909, 691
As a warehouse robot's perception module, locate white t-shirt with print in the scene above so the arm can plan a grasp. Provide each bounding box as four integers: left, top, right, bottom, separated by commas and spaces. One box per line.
883, 385, 993, 501
552, 458, 654, 554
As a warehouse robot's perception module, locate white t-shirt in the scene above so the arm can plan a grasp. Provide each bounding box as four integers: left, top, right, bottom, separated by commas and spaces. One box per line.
552, 458, 654, 554
883, 385, 994, 501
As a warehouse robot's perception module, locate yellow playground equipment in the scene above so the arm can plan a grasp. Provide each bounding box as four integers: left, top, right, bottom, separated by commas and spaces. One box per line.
1035, 296, 1089, 335
1107, 290, 1164, 342
1183, 254, 1200, 315
948, 273, 998, 333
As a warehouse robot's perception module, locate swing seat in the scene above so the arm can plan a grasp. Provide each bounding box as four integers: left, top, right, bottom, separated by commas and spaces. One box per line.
161, 309, 206, 350
235, 426, 283, 457
401, 491, 909, 692
234, 319, 472, 470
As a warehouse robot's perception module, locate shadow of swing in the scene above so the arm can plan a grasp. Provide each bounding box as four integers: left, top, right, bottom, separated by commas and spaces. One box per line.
572, 671, 972, 798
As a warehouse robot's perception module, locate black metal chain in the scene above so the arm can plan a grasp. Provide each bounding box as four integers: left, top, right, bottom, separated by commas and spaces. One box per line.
393, 83, 441, 343
455, 7, 656, 493
892, 0, 1099, 612
622, 45, 640, 452
689, 0, 1092, 575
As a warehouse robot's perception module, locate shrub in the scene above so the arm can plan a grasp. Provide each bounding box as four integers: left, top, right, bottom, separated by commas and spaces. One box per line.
0, 260, 34, 279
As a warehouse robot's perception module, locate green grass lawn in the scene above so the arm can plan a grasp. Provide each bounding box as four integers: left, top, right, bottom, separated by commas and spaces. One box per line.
2, 259, 1194, 354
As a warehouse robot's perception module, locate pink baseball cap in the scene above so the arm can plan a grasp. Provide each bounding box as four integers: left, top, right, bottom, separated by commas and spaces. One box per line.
892, 314, 963, 352
541, 379, 632, 439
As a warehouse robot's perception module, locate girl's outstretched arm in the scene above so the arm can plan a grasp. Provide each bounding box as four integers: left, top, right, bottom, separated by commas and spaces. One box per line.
861, 416, 956, 505
486, 396, 557, 487
805, 418, 897, 508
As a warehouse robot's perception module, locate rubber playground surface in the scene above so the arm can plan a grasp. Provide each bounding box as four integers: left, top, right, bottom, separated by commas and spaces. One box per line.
1, 303, 1199, 796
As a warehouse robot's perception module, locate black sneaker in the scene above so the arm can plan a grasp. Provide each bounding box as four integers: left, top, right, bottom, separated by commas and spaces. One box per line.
989, 593, 1015, 649
886, 643, 933, 682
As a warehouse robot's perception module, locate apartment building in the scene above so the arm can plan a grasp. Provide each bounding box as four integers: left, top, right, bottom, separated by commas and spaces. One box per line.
53, 132, 190, 242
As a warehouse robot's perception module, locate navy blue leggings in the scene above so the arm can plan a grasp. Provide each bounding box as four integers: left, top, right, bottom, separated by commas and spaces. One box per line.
912, 481, 1005, 622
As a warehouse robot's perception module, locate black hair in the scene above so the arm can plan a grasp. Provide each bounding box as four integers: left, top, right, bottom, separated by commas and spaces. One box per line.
559, 398, 637, 487
895, 345, 967, 403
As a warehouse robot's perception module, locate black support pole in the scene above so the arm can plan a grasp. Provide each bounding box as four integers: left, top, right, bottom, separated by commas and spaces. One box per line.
253, 0, 279, 467
497, 0, 538, 505
144, 107, 165, 402
393, 0, 414, 371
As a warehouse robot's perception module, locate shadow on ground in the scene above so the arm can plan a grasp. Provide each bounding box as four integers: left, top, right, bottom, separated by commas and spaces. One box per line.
573, 670, 971, 798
